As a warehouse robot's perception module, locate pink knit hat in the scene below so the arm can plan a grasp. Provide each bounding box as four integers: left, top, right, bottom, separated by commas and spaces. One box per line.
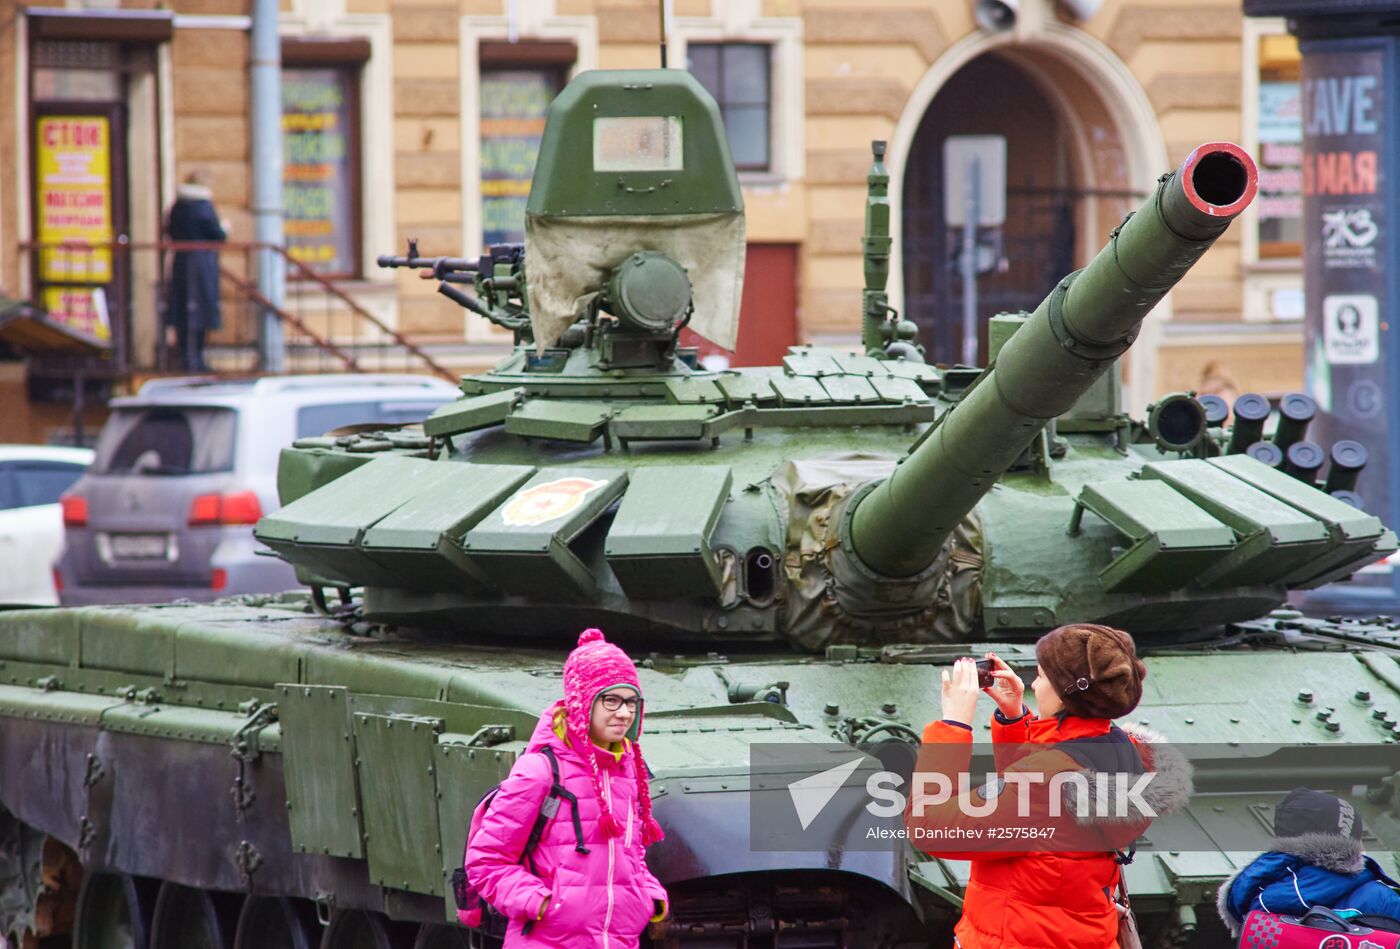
562, 628, 664, 845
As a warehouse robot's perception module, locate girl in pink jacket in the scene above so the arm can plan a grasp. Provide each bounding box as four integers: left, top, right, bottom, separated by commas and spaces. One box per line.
466, 629, 669, 948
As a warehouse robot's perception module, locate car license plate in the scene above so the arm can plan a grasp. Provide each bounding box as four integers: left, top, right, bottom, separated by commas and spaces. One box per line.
110, 533, 168, 560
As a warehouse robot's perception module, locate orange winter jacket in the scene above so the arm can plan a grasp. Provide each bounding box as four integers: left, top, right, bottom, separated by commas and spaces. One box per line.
908, 710, 1191, 949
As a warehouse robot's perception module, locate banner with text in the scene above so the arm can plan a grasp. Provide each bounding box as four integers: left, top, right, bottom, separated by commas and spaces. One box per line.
1301, 42, 1389, 525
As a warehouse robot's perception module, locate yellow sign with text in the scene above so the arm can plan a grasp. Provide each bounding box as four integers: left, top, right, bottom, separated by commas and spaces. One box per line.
40, 286, 111, 343
35, 115, 113, 284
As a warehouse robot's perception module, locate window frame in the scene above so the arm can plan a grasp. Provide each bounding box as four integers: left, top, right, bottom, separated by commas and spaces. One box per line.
1254, 33, 1303, 261
458, 17, 596, 344
1239, 16, 1306, 325
685, 41, 773, 173
476, 48, 571, 249
280, 55, 365, 281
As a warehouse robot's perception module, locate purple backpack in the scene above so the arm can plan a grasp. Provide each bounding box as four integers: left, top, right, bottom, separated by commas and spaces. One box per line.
451, 746, 590, 934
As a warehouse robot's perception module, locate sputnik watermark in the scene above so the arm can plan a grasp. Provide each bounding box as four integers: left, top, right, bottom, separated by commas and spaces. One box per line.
868, 769, 1160, 820
785, 758, 1159, 828
780, 754, 1157, 840
751, 740, 1395, 853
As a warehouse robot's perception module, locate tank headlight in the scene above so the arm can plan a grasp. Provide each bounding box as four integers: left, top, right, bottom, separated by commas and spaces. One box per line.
607, 251, 693, 334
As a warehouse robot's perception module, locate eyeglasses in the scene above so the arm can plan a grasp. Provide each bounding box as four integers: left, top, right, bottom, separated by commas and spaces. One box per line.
597, 693, 640, 712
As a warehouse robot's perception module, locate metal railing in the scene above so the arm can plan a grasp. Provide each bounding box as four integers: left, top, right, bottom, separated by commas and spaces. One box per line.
17, 239, 456, 382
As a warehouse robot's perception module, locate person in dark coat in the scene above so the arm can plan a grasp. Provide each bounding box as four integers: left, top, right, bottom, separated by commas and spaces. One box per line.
166, 171, 226, 371
1218, 787, 1400, 936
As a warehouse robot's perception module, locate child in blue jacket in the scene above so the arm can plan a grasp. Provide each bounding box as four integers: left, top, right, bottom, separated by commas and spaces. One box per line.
1218, 787, 1400, 937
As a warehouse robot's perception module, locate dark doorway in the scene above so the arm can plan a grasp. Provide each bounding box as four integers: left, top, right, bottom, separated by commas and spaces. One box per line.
902, 52, 1078, 366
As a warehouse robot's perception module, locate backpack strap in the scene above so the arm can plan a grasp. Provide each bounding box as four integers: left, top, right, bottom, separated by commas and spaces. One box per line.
519, 747, 587, 937
537, 746, 590, 856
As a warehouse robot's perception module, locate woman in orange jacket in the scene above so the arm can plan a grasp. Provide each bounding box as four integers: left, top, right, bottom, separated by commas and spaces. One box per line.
907, 624, 1192, 949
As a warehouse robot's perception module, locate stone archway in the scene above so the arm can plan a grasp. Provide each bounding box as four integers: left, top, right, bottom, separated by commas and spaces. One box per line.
886, 22, 1168, 411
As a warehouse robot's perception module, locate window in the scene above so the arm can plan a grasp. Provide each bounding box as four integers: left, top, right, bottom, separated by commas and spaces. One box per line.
480, 66, 565, 246
92, 407, 237, 475
687, 43, 771, 171
31, 40, 122, 101
593, 117, 684, 172
295, 399, 452, 438
1256, 34, 1302, 259
0, 463, 86, 510
282, 65, 361, 277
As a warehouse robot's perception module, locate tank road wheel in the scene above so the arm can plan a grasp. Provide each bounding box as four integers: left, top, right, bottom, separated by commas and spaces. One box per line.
73, 873, 157, 949
319, 910, 416, 949
412, 923, 471, 949
149, 882, 240, 949
0, 811, 83, 949
233, 896, 319, 949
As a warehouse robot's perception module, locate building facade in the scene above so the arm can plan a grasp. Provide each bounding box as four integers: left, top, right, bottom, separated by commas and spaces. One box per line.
0, 0, 1303, 440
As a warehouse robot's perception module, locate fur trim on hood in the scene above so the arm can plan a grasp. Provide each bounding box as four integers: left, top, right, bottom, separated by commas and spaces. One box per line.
176, 182, 213, 202
1216, 865, 1242, 937
1214, 834, 1367, 936
1274, 833, 1367, 874
1056, 722, 1195, 825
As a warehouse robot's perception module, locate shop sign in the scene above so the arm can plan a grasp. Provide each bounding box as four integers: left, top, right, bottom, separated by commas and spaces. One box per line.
35, 115, 113, 285
40, 286, 111, 343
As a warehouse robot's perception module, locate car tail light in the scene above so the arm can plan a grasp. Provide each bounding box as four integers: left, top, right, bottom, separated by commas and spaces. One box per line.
188, 494, 221, 526
52, 566, 63, 593
210, 567, 228, 591
219, 491, 263, 525
188, 491, 263, 526
60, 495, 88, 527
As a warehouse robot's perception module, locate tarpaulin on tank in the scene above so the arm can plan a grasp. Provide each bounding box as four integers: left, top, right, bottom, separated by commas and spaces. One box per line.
525, 212, 744, 353
769, 453, 982, 649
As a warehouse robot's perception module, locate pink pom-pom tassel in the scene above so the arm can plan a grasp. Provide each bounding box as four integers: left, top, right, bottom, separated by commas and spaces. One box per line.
599, 811, 624, 838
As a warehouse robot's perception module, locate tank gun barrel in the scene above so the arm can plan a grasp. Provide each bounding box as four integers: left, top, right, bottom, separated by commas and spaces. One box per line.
846, 143, 1258, 578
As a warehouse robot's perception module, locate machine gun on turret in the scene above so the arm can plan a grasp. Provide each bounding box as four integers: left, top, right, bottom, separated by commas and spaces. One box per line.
378, 238, 533, 343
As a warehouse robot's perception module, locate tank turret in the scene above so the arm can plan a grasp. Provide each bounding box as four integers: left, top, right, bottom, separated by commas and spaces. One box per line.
249, 72, 1395, 648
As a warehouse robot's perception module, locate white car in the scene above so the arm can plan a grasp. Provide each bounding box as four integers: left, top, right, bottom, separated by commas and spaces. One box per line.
0, 445, 93, 605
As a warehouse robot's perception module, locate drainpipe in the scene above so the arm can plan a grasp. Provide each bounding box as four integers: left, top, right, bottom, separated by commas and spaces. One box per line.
250, 0, 285, 372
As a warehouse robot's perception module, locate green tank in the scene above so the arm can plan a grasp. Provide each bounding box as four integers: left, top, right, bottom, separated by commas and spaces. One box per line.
3, 67, 1398, 949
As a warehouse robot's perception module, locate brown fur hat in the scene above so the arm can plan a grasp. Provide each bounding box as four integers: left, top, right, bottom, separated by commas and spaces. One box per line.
1035, 623, 1146, 719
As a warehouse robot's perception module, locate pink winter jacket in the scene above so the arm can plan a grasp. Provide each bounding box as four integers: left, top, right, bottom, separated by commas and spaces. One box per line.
465, 702, 668, 948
